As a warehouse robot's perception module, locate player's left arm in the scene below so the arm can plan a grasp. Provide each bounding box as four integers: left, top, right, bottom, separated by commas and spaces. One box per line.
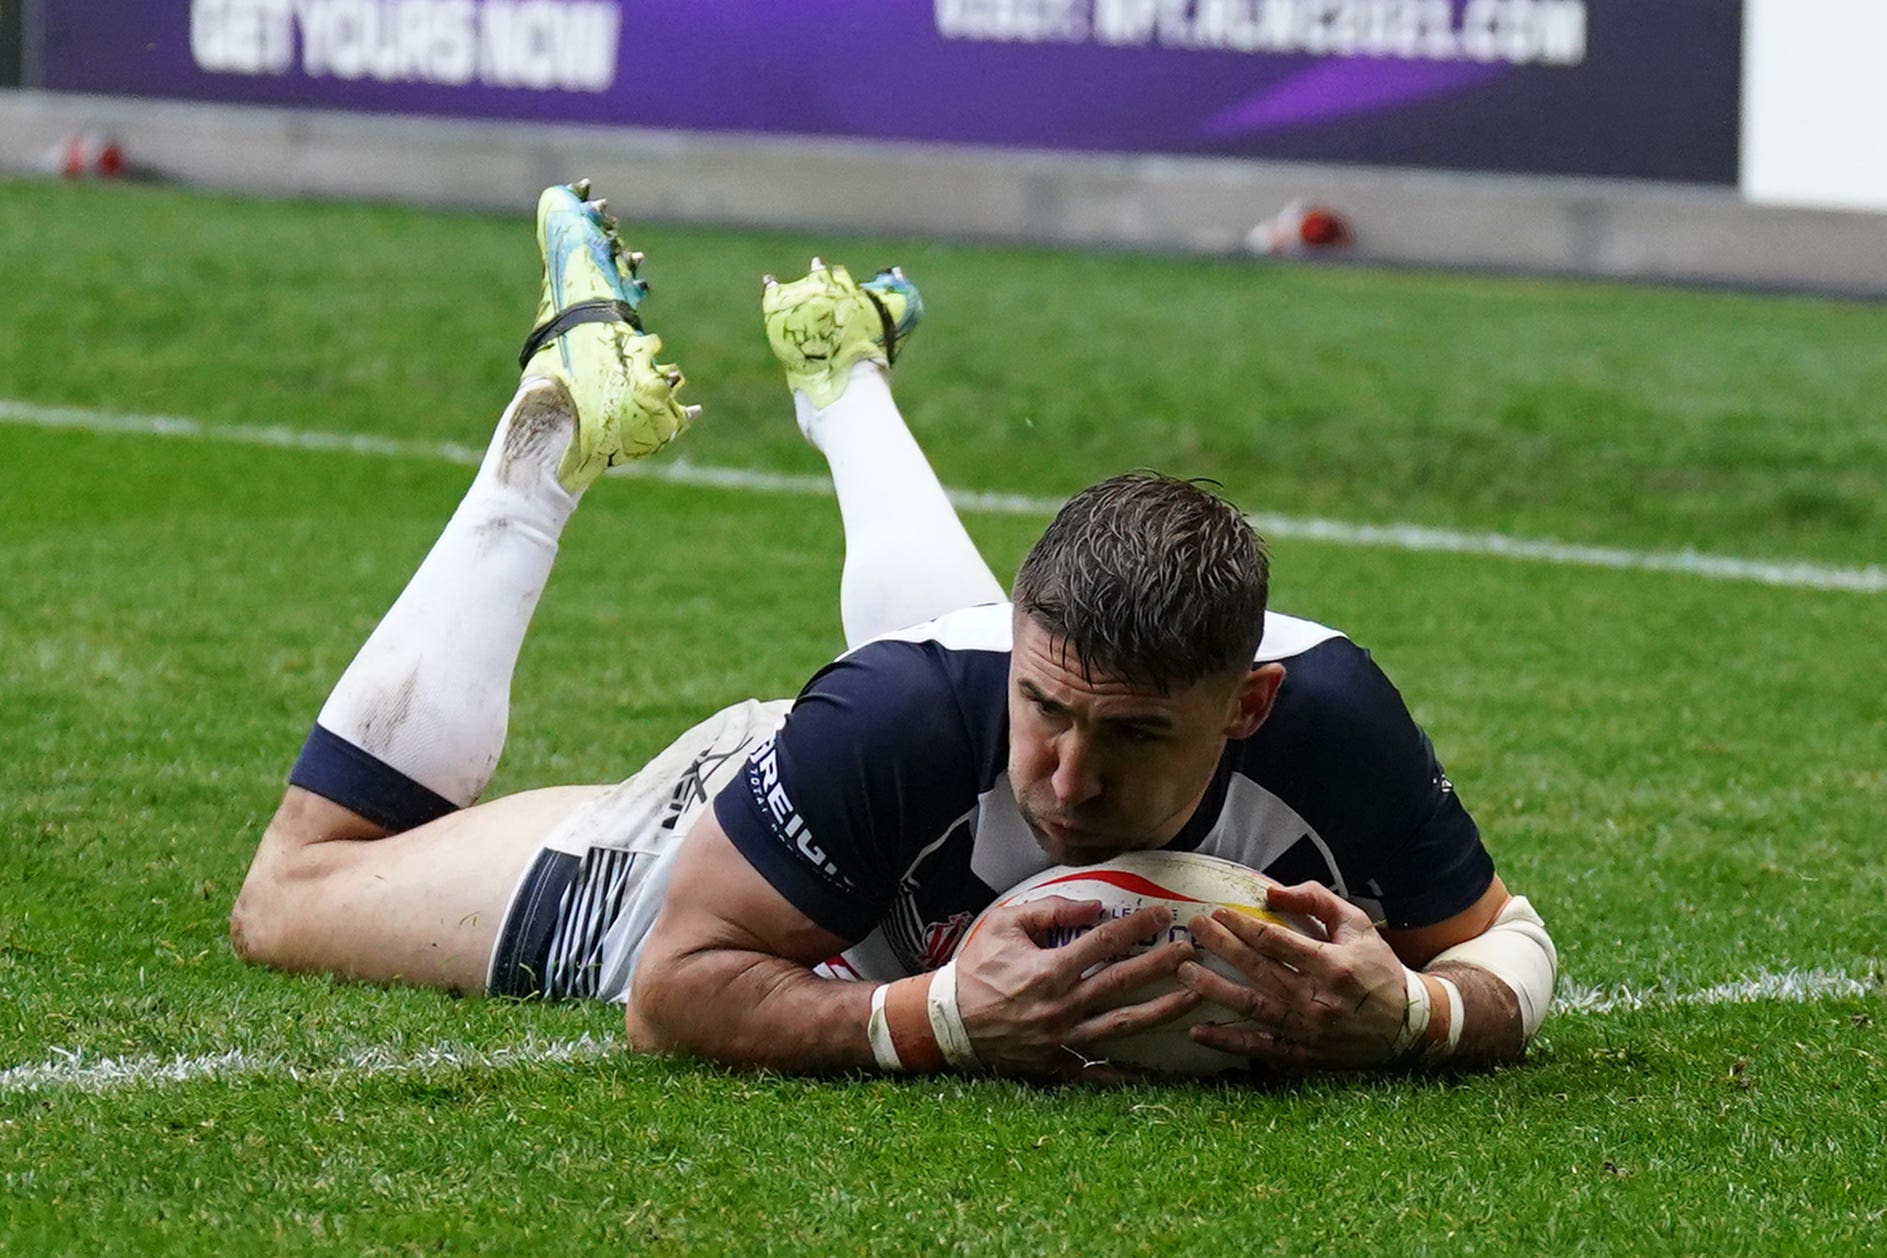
1175, 641, 1557, 1071
1177, 874, 1557, 1069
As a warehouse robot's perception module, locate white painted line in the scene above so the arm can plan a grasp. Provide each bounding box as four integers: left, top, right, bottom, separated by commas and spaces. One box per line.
1, 968, 1877, 1098
1554, 966, 1883, 1015
0, 1034, 615, 1097
4, 397, 1883, 594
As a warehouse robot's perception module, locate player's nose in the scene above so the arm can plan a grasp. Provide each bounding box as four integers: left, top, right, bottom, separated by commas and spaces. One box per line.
1049, 733, 1103, 809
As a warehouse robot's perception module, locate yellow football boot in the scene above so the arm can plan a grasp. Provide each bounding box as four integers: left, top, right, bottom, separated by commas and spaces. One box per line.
520, 181, 696, 493
761, 259, 922, 409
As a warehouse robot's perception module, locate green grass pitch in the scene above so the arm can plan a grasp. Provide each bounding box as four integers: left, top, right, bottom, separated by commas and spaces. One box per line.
1, 179, 1883, 1254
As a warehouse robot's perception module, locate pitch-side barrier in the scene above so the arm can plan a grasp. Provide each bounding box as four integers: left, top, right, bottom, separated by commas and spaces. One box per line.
4, 88, 1887, 297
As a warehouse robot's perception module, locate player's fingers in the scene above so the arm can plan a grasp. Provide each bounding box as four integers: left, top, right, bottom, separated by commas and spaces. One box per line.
1004, 896, 1105, 942
1192, 914, 1319, 998
1061, 905, 1175, 971
1184, 921, 1301, 1006
1174, 959, 1276, 1023
1185, 912, 1269, 979
1189, 1020, 1313, 1069
1205, 906, 1323, 966
1073, 939, 1194, 1009
1066, 985, 1201, 1046
1264, 881, 1370, 937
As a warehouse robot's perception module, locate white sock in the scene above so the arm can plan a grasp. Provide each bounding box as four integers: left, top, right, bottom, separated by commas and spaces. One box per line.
795, 363, 1007, 648
313, 379, 578, 806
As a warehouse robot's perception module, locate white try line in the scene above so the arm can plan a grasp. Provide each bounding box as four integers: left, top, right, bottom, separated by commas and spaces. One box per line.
4, 397, 1884, 594
1, 968, 1878, 1098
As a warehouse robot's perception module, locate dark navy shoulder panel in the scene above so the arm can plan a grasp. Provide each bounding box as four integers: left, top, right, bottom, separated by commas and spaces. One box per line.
713, 638, 1009, 941
1236, 638, 1493, 929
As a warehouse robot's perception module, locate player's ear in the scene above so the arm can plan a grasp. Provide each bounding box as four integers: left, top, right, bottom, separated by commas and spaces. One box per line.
1224, 663, 1284, 740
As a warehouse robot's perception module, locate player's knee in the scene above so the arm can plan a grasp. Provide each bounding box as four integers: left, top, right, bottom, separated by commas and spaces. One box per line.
227, 887, 270, 967
228, 875, 279, 968
231, 789, 374, 969
228, 856, 294, 969
227, 828, 324, 969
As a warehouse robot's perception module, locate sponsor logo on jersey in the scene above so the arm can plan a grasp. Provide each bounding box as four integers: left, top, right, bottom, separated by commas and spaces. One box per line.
750, 735, 845, 883
658, 745, 741, 833
917, 912, 974, 970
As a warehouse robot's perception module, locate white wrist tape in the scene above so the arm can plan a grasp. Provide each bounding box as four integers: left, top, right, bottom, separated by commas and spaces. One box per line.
1390, 966, 1431, 1058
1433, 976, 1464, 1057
1429, 895, 1558, 1040
866, 982, 904, 1071
1391, 968, 1466, 1063
924, 960, 979, 1070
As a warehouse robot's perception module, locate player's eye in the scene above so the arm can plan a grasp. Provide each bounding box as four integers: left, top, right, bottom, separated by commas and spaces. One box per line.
1026, 695, 1070, 725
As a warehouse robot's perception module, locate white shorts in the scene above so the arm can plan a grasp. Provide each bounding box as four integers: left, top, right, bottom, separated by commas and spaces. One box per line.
487, 697, 792, 1003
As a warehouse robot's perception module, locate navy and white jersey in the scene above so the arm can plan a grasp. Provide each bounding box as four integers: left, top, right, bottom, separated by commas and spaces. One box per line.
713, 603, 1492, 982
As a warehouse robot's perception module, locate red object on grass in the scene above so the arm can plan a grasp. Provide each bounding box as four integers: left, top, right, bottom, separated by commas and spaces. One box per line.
1298, 208, 1351, 247
52, 133, 127, 180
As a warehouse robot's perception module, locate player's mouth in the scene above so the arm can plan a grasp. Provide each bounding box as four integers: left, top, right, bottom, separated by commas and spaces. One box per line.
1033, 816, 1122, 862
1038, 817, 1081, 842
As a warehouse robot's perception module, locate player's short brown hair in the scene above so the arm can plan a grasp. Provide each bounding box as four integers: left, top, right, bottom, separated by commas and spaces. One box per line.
1013, 472, 1268, 689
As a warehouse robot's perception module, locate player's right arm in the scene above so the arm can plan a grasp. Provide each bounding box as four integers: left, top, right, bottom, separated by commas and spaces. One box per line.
627, 812, 1199, 1078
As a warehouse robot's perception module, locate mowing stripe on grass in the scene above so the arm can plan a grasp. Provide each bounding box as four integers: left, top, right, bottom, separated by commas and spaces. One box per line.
4, 398, 1883, 594
2, 968, 1877, 1098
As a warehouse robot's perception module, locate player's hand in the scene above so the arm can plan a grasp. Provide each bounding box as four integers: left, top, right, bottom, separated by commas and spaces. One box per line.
952, 896, 1200, 1081
1177, 881, 1410, 1069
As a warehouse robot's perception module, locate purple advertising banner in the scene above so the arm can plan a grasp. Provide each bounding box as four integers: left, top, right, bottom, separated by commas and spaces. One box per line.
35, 1, 1742, 183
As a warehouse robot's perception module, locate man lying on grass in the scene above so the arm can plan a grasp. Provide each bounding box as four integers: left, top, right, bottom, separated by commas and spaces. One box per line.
231, 183, 1557, 1080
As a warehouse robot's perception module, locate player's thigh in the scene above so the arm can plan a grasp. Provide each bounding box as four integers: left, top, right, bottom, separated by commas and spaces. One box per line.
239, 784, 609, 992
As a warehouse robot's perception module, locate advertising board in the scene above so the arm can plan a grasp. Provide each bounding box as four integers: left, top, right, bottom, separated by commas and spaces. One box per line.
34, 1, 1742, 182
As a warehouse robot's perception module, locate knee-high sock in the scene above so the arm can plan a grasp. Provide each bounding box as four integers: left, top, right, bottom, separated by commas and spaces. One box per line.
290, 380, 579, 830
795, 363, 1007, 648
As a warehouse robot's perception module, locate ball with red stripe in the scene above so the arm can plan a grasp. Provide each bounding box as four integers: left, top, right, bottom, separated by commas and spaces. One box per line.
959, 851, 1320, 1075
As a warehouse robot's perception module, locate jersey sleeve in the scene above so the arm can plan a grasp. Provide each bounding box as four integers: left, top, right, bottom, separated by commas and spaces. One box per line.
711, 641, 986, 942
1366, 724, 1492, 930
1252, 639, 1494, 930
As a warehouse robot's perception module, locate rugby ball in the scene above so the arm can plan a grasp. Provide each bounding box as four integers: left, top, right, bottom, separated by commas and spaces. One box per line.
957, 851, 1320, 1076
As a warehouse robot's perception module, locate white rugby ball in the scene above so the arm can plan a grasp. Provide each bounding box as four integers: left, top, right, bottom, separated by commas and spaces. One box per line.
957, 851, 1320, 1076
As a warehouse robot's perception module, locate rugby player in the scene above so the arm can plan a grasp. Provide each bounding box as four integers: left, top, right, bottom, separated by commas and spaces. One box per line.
230, 184, 1557, 1079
